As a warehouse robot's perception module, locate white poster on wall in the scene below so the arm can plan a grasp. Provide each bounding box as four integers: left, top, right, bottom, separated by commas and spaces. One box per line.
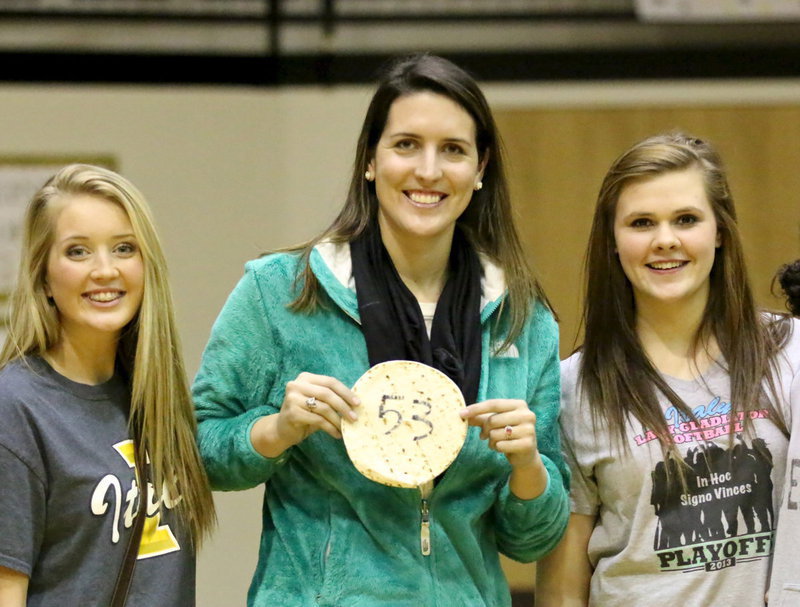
0, 164, 66, 345
635, 0, 800, 21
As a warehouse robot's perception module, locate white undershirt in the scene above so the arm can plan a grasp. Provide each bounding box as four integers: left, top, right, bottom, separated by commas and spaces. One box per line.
418, 301, 437, 338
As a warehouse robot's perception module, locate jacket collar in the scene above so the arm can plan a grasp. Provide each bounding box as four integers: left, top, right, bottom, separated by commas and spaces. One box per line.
310, 240, 507, 324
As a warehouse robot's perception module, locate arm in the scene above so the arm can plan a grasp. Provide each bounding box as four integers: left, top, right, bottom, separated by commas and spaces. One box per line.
0, 439, 43, 603
469, 303, 570, 561
193, 265, 291, 490
535, 513, 595, 607
194, 261, 359, 489
0, 566, 28, 607
525, 304, 570, 492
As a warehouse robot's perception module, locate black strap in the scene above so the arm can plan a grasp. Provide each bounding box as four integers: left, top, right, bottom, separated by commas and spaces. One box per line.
109, 440, 148, 607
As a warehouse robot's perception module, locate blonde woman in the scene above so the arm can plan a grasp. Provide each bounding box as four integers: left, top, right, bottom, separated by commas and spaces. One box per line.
0, 164, 214, 606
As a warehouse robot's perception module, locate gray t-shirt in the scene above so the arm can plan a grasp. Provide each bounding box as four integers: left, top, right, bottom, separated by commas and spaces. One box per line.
561, 329, 799, 607
0, 357, 195, 606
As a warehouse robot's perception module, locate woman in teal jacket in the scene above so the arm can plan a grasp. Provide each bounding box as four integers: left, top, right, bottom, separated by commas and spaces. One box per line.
193, 54, 569, 607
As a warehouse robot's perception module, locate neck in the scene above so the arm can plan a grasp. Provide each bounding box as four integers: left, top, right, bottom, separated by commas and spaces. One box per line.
379, 221, 454, 303
635, 292, 717, 380
44, 332, 119, 385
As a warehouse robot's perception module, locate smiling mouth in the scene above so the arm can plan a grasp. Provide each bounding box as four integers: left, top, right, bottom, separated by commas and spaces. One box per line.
84, 290, 125, 303
646, 261, 688, 270
406, 191, 445, 205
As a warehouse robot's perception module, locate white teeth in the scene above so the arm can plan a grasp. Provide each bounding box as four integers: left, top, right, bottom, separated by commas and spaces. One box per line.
408, 192, 443, 204
649, 261, 685, 270
87, 291, 121, 302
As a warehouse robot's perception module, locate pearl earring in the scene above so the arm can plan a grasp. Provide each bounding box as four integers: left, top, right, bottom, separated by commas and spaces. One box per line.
474, 181, 483, 191
365, 170, 374, 181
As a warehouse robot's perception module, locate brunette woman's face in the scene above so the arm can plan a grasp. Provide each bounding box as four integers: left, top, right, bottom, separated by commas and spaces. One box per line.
367, 91, 485, 250
45, 195, 144, 349
613, 168, 720, 312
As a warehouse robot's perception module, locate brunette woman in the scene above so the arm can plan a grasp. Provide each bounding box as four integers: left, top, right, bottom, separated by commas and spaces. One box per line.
193, 54, 569, 606
536, 133, 800, 606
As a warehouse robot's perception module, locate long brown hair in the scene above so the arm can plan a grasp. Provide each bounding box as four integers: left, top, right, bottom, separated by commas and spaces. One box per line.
0, 164, 215, 545
287, 53, 548, 350
580, 132, 789, 458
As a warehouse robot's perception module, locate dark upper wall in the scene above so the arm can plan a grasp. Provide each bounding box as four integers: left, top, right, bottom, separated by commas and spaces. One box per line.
3, 0, 800, 85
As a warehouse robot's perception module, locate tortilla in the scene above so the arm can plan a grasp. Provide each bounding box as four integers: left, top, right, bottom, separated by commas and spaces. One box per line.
342, 360, 467, 488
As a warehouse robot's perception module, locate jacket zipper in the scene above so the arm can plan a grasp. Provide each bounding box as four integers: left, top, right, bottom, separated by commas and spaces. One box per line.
480, 294, 504, 324
420, 498, 431, 556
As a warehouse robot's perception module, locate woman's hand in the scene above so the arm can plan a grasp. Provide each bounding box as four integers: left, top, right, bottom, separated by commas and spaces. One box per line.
461, 398, 548, 499
250, 372, 360, 458
277, 372, 361, 442
461, 398, 538, 467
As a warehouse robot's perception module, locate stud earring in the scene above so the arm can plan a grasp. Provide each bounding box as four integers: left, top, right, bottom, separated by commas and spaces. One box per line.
364, 170, 374, 181
474, 181, 483, 191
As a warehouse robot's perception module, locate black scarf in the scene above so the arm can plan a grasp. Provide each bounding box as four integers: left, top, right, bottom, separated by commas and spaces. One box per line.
350, 224, 482, 405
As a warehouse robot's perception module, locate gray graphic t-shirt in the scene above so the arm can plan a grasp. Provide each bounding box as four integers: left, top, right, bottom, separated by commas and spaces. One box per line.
0, 357, 194, 606
561, 349, 794, 607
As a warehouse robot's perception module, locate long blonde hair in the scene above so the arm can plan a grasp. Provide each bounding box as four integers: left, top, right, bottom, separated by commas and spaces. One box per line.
0, 164, 215, 544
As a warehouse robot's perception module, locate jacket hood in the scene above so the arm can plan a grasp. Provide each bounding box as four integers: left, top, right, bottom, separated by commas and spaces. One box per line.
311, 240, 507, 323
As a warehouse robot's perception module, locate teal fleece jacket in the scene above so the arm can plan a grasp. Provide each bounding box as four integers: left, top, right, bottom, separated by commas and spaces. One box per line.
193, 244, 569, 607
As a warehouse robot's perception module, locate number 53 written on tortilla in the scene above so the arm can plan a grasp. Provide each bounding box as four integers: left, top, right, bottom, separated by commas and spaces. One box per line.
342, 360, 468, 488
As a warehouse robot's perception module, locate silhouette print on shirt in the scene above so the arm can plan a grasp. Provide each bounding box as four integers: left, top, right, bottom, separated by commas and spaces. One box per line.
650, 437, 775, 573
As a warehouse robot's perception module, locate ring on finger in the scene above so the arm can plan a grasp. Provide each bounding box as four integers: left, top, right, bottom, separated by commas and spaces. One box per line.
305, 396, 317, 411
504, 425, 513, 438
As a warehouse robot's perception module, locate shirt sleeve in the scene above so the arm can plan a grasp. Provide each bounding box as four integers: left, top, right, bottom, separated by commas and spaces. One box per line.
493, 303, 570, 562
559, 353, 602, 516
0, 441, 45, 576
193, 264, 290, 491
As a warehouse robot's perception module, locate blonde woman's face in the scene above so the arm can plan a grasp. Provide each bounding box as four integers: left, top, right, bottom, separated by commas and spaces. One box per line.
45, 195, 144, 349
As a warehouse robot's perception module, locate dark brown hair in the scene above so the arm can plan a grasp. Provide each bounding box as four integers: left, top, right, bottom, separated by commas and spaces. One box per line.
776, 259, 800, 316
580, 132, 789, 458
287, 53, 548, 349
